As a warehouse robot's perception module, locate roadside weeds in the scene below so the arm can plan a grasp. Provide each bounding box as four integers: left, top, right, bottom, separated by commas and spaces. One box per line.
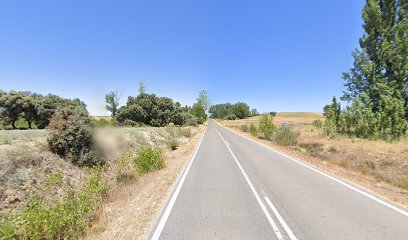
82, 124, 206, 240
218, 121, 408, 209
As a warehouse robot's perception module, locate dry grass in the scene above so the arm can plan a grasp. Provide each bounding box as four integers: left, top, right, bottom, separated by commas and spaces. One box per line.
83, 125, 206, 240
0, 125, 204, 239
219, 113, 408, 207
93, 116, 112, 121
0, 130, 84, 215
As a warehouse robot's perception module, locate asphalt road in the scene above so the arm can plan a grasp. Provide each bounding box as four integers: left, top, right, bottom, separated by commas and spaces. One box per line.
150, 121, 408, 240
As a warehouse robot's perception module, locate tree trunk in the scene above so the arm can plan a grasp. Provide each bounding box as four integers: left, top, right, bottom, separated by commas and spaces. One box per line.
28, 120, 32, 129
12, 120, 16, 129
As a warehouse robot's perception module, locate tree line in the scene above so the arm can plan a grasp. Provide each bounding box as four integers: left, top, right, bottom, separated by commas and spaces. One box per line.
105, 84, 209, 127
208, 102, 256, 119
0, 91, 87, 129
324, 0, 408, 140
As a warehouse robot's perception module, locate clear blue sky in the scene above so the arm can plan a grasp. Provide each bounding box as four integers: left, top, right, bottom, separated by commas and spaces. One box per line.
0, 0, 365, 115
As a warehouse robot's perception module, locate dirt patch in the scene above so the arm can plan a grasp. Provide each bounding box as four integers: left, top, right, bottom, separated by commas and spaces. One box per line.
218, 118, 408, 208
83, 125, 206, 240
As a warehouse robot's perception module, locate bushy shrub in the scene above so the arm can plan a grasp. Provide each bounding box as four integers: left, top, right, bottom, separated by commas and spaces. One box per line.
240, 124, 249, 132
123, 119, 139, 127
185, 116, 198, 126
312, 119, 323, 129
133, 147, 164, 174
259, 114, 275, 140
167, 139, 180, 150
225, 114, 237, 120
249, 123, 257, 136
274, 125, 299, 146
173, 112, 198, 126
47, 107, 104, 167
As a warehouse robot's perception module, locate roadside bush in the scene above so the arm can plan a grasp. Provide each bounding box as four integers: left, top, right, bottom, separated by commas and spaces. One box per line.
240, 124, 249, 132
249, 123, 257, 136
274, 125, 299, 146
47, 107, 104, 167
312, 119, 323, 129
173, 112, 198, 126
259, 114, 275, 140
0, 167, 107, 240
94, 118, 110, 127
225, 114, 237, 120
133, 147, 164, 174
123, 119, 139, 127
167, 139, 180, 150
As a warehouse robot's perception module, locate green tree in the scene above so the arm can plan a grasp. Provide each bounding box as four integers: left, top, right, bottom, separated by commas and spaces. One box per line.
139, 80, 146, 95
197, 90, 210, 112
191, 103, 206, 124
105, 90, 120, 118
230, 102, 251, 119
0, 91, 26, 129
48, 107, 103, 166
323, 0, 408, 139
259, 114, 275, 140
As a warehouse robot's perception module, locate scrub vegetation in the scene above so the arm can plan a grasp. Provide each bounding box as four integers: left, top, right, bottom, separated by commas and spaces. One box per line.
220, 113, 408, 193
0, 84, 206, 239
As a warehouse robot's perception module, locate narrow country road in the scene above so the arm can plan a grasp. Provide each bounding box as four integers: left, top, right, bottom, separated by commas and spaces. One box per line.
150, 121, 408, 240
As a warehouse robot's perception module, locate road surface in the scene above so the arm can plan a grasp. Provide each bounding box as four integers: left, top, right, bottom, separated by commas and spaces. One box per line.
150, 121, 408, 240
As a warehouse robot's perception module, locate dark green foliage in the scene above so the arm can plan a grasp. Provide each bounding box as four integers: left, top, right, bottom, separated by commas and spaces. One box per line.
259, 114, 275, 140
133, 147, 164, 174
0, 91, 33, 129
116, 93, 194, 127
173, 112, 197, 126
327, 0, 408, 140
225, 114, 237, 120
209, 103, 232, 119
0, 91, 87, 129
230, 102, 251, 119
209, 102, 251, 119
47, 107, 104, 167
274, 125, 299, 146
34, 94, 69, 129
269, 112, 277, 117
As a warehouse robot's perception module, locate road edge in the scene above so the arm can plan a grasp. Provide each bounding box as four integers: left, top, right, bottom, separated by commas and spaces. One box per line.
215, 121, 408, 217
145, 124, 208, 239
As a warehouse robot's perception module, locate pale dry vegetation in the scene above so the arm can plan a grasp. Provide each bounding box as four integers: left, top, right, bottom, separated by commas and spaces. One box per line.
0, 125, 203, 239
220, 113, 408, 193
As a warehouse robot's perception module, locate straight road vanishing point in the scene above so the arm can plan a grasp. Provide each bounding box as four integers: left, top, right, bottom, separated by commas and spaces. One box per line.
150, 121, 408, 240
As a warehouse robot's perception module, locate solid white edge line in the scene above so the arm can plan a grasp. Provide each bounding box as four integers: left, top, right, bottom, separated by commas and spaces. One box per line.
151, 127, 207, 240
218, 132, 285, 240
218, 123, 408, 218
265, 196, 298, 240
